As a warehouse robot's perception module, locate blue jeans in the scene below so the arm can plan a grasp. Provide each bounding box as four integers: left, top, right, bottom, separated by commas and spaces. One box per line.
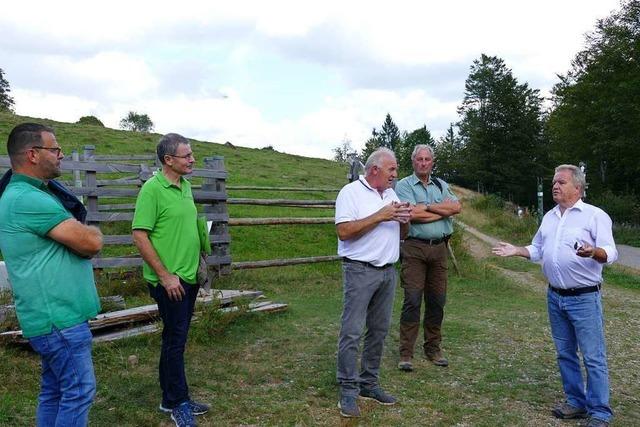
547, 288, 612, 422
28, 322, 96, 427
336, 262, 396, 397
148, 280, 199, 409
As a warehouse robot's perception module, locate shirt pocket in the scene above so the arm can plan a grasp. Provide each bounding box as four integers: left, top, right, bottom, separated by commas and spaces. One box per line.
560, 226, 592, 251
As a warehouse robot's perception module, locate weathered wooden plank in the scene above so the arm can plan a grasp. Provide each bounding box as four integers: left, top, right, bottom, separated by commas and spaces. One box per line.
68, 187, 226, 202
93, 154, 156, 161
103, 233, 230, 245
232, 255, 341, 270
87, 211, 229, 223
92, 324, 160, 343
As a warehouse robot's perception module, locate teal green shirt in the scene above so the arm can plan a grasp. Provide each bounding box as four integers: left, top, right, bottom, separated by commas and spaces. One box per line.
395, 173, 458, 240
132, 171, 199, 286
0, 174, 100, 338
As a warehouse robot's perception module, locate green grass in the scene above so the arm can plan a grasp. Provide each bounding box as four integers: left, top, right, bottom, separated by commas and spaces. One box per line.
1, 113, 639, 425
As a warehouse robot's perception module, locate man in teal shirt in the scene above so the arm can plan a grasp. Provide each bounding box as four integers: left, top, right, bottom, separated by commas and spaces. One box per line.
395, 144, 461, 371
0, 123, 103, 426
132, 133, 208, 427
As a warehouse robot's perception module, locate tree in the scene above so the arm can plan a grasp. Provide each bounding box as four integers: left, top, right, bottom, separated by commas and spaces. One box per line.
120, 111, 154, 132
332, 138, 358, 163
433, 124, 464, 183
77, 115, 104, 126
547, 0, 640, 199
457, 54, 547, 204
397, 125, 435, 176
361, 113, 402, 160
0, 68, 15, 113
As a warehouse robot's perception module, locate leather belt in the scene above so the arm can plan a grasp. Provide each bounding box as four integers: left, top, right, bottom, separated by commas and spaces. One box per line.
548, 284, 601, 296
407, 236, 450, 245
342, 257, 394, 270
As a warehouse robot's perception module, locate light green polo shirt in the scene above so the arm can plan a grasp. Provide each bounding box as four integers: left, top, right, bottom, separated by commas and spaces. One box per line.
395, 173, 458, 240
0, 174, 101, 338
132, 171, 199, 286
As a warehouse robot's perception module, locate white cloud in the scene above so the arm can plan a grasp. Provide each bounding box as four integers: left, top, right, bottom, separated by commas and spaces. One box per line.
1, 0, 622, 160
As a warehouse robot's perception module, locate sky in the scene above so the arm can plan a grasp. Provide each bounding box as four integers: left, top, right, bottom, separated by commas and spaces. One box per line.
0, 0, 622, 160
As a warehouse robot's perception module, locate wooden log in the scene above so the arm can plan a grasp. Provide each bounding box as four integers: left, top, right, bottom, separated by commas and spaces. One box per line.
228, 217, 334, 226
232, 255, 341, 270
91, 255, 232, 268
227, 198, 335, 206
226, 185, 340, 192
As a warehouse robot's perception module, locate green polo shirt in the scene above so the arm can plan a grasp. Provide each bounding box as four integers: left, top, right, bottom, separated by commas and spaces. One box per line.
395, 173, 458, 240
132, 171, 199, 286
0, 174, 100, 338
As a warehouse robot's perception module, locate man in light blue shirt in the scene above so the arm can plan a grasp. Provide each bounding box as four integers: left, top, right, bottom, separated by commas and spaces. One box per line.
493, 164, 617, 427
395, 144, 461, 370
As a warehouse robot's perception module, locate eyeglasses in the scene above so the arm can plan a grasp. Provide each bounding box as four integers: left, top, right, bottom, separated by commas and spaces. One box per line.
31, 146, 63, 156
168, 152, 194, 159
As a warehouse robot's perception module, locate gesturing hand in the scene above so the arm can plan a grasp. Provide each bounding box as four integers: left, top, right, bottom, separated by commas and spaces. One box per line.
492, 242, 518, 257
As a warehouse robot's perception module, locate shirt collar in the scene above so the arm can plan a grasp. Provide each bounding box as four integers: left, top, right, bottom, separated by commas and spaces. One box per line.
553, 198, 585, 217
156, 170, 186, 188
407, 173, 434, 187
358, 174, 392, 197
10, 173, 48, 191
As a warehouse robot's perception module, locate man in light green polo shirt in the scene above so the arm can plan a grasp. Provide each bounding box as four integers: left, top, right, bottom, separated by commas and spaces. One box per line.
132, 133, 208, 427
0, 123, 103, 426
395, 144, 461, 371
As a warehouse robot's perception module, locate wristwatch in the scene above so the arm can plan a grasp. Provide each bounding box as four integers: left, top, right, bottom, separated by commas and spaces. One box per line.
425, 203, 430, 212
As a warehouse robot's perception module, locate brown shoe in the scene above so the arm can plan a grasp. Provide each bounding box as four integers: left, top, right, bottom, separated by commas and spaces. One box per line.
551, 402, 588, 419
579, 417, 609, 427
398, 357, 413, 372
426, 350, 449, 367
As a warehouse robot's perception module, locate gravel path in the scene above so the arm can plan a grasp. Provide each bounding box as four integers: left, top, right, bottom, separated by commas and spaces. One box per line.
457, 220, 640, 271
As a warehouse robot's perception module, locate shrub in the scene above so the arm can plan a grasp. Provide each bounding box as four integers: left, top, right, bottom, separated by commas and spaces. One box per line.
590, 190, 639, 225
77, 115, 104, 126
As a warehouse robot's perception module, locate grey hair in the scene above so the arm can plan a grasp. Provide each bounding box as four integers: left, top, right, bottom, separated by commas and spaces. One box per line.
411, 144, 434, 161
157, 133, 190, 164
555, 164, 586, 194
364, 147, 396, 173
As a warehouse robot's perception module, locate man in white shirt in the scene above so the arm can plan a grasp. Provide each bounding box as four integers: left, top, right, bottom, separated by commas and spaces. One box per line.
493, 164, 617, 427
334, 148, 410, 418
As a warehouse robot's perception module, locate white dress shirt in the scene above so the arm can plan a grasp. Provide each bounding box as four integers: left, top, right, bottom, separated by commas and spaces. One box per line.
526, 199, 618, 289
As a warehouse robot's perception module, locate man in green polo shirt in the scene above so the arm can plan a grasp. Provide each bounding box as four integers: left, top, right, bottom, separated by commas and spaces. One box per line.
132, 133, 208, 427
0, 123, 103, 426
396, 144, 462, 371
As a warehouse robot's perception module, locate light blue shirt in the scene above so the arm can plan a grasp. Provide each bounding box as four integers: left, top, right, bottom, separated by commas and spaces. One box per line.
526, 199, 618, 289
395, 173, 458, 240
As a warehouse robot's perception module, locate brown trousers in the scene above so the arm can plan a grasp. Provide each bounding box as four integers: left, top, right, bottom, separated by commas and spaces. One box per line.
399, 239, 449, 358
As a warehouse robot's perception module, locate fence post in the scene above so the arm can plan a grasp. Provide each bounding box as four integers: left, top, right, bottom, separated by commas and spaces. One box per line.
83, 145, 98, 226
203, 156, 231, 276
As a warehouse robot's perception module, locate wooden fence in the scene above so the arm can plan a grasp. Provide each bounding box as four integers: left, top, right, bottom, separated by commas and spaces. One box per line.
0, 146, 341, 275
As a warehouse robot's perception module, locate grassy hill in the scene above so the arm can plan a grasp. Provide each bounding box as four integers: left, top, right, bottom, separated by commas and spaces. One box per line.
1, 113, 639, 426
0, 112, 346, 188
